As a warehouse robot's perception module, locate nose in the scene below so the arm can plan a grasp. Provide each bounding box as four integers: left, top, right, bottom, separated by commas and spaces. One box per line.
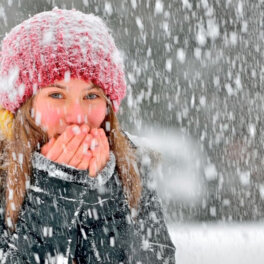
64, 102, 88, 125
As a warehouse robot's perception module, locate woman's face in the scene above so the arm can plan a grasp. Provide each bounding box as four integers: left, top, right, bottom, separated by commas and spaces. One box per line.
32, 78, 107, 139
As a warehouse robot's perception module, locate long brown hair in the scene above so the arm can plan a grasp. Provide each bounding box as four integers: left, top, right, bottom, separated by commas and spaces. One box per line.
0, 97, 142, 231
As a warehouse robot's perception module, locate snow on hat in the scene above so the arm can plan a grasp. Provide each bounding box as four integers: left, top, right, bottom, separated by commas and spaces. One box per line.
0, 8, 126, 113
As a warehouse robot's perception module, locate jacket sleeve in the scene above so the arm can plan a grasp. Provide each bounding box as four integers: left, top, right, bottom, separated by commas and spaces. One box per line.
1, 154, 89, 264
135, 183, 176, 264
118, 133, 176, 263
133, 144, 176, 264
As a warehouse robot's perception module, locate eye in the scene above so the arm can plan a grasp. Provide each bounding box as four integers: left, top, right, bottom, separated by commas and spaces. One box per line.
84, 93, 99, 100
49, 93, 64, 99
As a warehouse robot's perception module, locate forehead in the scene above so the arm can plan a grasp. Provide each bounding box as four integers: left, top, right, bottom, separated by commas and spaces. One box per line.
37, 78, 104, 93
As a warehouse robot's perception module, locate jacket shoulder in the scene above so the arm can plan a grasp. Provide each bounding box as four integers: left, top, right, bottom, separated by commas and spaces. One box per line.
123, 131, 161, 185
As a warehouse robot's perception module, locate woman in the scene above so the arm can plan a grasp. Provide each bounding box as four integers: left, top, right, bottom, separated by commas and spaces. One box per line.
0, 8, 175, 264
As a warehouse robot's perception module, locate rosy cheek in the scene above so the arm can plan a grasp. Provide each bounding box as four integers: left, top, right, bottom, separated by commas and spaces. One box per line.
42, 110, 62, 127
87, 106, 106, 128
36, 104, 62, 128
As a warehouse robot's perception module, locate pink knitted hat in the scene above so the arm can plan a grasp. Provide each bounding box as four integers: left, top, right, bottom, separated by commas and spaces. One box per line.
0, 8, 126, 113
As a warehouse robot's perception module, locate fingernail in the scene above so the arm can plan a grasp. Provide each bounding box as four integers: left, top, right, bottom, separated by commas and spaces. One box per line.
82, 126, 89, 133
72, 126, 81, 135
90, 138, 98, 150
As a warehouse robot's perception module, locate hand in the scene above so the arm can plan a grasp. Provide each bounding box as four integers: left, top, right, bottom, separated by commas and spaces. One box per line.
41, 126, 110, 176
89, 128, 110, 177
41, 124, 93, 170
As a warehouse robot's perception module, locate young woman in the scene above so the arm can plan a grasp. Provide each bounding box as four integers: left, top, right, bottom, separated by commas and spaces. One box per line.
0, 8, 175, 264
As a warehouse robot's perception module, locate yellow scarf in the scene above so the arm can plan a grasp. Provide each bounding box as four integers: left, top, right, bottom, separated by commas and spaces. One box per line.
0, 107, 14, 140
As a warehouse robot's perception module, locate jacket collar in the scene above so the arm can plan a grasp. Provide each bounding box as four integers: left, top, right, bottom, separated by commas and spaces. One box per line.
32, 151, 116, 189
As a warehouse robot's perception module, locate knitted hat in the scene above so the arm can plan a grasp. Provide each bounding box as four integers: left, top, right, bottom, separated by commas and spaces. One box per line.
0, 8, 126, 113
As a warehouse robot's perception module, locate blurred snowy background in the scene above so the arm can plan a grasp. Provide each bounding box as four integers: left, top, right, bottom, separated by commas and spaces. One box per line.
0, 0, 263, 263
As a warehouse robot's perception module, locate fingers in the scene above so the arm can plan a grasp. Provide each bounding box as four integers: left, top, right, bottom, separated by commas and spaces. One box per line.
55, 125, 89, 164
89, 134, 100, 177
41, 137, 56, 156
89, 157, 98, 177
96, 128, 110, 167
99, 128, 110, 162
45, 125, 76, 161
41, 126, 110, 176
68, 134, 92, 168
89, 128, 110, 177
77, 151, 93, 170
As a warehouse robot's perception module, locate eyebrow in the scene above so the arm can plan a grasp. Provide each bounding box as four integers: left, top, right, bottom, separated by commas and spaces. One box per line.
44, 83, 96, 90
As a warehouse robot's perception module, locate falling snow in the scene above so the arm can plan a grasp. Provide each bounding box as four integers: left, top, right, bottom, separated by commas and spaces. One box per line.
0, 0, 262, 263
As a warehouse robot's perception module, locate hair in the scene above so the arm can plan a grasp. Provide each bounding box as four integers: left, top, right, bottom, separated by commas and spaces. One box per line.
0, 97, 142, 231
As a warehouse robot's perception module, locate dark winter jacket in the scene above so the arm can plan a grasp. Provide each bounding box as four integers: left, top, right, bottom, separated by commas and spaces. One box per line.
0, 143, 176, 263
